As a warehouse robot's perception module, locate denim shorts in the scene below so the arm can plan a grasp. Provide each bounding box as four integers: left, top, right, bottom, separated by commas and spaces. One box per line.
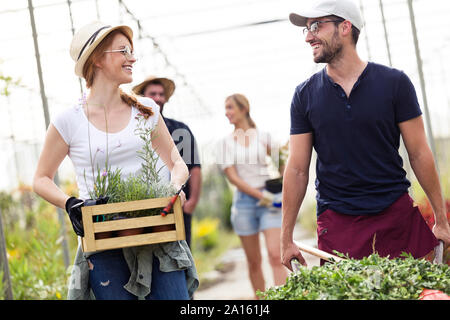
230, 190, 282, 236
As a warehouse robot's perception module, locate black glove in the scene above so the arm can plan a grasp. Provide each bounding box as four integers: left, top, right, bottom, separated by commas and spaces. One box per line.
65, 196, 110, 236
265, 177, 283, 193
65, 197, 85, 237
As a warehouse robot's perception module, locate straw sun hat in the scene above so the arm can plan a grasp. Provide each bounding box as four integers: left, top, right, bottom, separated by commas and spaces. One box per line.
70, 21, 133, 77
132, 76, 176, 101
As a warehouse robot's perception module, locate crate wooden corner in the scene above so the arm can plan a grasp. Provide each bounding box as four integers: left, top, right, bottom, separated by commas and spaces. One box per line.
81, 197, 185, 252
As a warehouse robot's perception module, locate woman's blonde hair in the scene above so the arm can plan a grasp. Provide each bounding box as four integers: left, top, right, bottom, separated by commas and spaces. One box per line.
226, 93, 256, 128
82, 29, 153, 118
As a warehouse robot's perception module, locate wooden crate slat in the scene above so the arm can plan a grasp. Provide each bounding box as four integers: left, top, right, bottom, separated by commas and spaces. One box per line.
81, 237, 88, 252
87, 197, 173, 216
94, 230, 178, 251
81, 206, 96, 252
173, 198, 186, 240
93, 214, 175, 233
81, 197, 185, 252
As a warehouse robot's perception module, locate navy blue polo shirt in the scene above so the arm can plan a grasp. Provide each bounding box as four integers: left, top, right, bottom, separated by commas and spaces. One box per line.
163, 116, 201, 201
290, 62, 422, 216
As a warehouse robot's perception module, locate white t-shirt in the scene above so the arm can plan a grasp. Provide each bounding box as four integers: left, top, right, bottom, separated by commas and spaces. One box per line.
219, 128, 272, 189
52, 96, 168, 200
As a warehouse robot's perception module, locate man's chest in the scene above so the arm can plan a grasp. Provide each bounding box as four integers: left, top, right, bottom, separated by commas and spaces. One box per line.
306, 86, 396, 132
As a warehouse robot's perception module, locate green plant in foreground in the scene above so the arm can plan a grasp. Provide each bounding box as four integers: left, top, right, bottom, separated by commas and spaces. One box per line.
86, 114, 176, 219
5, 200, 78, 300
134, 113, 164, 186
259, 253, 450, 300
108, 174, 176, 218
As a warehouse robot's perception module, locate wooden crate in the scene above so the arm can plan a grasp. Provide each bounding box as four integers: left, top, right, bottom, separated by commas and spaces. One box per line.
81, 197, 185, 252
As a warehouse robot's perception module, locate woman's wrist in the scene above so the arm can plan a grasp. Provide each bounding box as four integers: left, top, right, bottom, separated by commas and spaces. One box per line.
170, 162, 189, 189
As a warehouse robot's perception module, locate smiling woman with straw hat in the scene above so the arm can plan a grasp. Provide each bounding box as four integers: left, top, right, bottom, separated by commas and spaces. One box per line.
32, 21, 198, 300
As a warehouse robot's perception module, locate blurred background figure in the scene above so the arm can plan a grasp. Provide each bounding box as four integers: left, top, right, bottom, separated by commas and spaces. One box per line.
218, 93, 288, 298
133, 76, 202, 248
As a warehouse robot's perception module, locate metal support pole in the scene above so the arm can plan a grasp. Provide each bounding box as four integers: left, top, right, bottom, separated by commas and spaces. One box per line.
95, 0, 101, 20
379, 0, 392, 66
407, 0, 439, 173
0, 208, 13, 300
27, 0, 70, 269
359, 0, 372, 61
378, 0, 414, 188
66, 0, 84, 96
6, 97, 21, 183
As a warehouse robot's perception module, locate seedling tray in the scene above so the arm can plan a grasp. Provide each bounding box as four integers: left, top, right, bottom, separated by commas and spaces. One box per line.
81, 197, 185, 252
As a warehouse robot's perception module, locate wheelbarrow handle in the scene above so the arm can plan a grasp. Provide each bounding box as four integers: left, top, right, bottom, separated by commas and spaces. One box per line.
433, 241, 444, 265
294, 240, 344, 263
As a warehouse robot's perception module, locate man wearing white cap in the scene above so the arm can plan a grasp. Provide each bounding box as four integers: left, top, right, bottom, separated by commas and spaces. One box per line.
281, 0, 449, 269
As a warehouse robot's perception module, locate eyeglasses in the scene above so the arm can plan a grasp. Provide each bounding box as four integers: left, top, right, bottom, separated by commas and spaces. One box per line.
104, 45, 136, 61
302, 20, 342, 36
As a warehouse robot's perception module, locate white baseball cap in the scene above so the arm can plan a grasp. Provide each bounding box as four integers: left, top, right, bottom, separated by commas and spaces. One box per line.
289, 0, 364, 31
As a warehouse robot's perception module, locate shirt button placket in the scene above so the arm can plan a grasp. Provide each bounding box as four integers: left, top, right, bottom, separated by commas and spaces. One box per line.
341, 89, 352, 120
345, 102, 353, 120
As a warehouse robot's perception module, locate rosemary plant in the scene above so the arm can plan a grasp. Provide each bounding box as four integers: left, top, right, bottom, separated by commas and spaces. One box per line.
82, 97, 122, 201
106, 114, 176, 218
83, 106, 176, 220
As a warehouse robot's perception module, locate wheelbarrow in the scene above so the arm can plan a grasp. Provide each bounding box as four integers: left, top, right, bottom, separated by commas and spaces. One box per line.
290, 240, 448, 300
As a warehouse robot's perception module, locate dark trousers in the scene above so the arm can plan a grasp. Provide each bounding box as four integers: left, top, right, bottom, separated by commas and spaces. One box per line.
183, 212, 192, 248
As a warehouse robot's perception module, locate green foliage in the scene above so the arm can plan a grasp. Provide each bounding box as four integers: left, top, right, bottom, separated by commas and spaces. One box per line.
0, 191, 18, 230
5, 199, 78, 300
85, 166, 122, 201
270, 141, 289, 172
259, 252, 450, 300
0, 72, 21, 97
112, 174, 176, 204
192, 217, 220, 252
0, 188, 235, 299
134, 115, 163, 186
194, 165, 233, 230
191, 228, 240, 282
84, 113, 176, 219
0, 269, 4, 299
109, 174, 176, 218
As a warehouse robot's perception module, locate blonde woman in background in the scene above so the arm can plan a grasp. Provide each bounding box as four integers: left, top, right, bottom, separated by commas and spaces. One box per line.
219, 93, 288, 298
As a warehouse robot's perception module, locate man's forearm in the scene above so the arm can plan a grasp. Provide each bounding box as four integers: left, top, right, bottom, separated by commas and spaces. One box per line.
410, 148, 446, 224
281, 165, 309, 242
188, 167, 201, 203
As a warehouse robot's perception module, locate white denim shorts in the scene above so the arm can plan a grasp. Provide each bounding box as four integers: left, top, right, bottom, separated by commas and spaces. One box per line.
230, 190, 282, 236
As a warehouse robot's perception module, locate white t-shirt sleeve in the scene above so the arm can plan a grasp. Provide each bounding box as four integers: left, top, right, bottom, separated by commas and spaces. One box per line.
51, 107, 76, 145
137, 96, 160, 129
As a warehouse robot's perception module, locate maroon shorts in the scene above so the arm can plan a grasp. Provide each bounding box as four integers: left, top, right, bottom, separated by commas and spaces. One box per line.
317, 193, 439, 264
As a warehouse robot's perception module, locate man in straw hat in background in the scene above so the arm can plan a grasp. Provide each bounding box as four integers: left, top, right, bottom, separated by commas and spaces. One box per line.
281, 0, 449, 269
133, 76, 202, 248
